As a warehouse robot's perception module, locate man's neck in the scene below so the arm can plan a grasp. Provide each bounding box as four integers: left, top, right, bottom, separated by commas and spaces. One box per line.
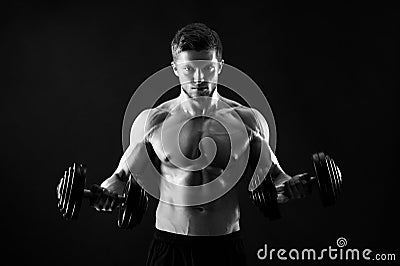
177, 87, 221, 116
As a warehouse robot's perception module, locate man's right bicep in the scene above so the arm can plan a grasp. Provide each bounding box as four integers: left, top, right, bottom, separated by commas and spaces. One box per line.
114, 109, 155, 179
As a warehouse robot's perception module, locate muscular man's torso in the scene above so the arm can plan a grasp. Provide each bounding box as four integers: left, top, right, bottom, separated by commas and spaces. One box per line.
145, 97, 257, 236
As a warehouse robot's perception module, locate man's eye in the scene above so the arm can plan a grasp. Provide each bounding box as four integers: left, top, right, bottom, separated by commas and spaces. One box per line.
205, 65, 215, 72
184, 67, 193, 72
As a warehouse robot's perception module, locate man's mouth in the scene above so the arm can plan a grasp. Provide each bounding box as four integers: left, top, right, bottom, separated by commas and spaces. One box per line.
191, 86, 208, 90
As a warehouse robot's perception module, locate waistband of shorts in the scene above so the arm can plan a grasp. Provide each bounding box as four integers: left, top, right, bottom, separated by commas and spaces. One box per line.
153, 228, 242, 245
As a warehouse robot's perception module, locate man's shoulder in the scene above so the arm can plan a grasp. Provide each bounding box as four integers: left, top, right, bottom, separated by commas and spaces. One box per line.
218, 95, 242, 108
140, 105, 170, 131
227, 106, 261, 133
217, 96, 263, 132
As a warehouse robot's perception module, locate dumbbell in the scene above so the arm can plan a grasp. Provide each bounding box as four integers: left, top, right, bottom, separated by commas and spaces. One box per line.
250, 152, 342, 220
56, 163, 148, 229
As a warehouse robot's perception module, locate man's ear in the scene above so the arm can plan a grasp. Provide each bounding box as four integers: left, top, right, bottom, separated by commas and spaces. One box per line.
217, 59, 224, 75
171, 61, 179, 77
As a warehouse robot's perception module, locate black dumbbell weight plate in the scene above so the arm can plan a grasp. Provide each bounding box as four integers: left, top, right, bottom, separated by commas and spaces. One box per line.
70, 164, 86, 220
128, 186, 147, 229
254, 190, 261, 209
118, 175, 143, 229
249, 179, 261, 208
256, 180, 268, 217
251, 189, 260, 209
312, 153, 336, 207
326, 156, 339, 201
61, 166, 74, 219
59, 170, 69, 213
324, 156, 336, 200
260, 189, 269, 217
57, 172, 66, 210
118, 177, 133, 229
264, 174, 281, 220
62, 163, 85, 220
139, 188, 149, 222
127, 184, 143, 229
331, 158, 342, 195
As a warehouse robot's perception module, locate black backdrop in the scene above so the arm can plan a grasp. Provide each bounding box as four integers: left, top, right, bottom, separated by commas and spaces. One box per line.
2, 1, 397, 265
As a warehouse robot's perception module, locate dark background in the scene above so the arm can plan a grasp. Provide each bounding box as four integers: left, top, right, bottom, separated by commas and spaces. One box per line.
2, 1, 397, 265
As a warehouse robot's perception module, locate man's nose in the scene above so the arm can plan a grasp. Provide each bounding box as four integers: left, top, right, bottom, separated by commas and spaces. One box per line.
193, 69, 205, 84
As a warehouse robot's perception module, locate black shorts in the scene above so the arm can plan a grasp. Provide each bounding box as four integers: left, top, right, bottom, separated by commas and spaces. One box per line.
145, 229, 247, 266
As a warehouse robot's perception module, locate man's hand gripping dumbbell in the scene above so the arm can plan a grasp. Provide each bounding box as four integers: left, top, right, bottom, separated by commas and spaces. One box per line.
56, 163, 148, 229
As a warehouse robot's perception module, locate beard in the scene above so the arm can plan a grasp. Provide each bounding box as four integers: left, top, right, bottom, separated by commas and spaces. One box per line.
184, 83, 216, 98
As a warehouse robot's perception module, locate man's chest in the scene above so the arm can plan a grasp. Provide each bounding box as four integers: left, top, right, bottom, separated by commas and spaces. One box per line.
149, 110, 251, 170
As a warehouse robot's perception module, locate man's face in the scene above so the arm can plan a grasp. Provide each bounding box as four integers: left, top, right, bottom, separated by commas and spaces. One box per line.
172, 50, 223, 98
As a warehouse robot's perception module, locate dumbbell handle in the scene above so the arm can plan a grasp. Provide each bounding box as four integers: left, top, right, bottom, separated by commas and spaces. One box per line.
276, 174, 317, 194
300, 174, 317, 183
83, 189, 125, 204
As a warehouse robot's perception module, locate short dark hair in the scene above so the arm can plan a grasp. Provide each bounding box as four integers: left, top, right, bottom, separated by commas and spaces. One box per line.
171, 23, 223, 61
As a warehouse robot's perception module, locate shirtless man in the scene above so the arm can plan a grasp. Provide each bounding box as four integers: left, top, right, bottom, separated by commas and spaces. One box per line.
93, 23, 309, 266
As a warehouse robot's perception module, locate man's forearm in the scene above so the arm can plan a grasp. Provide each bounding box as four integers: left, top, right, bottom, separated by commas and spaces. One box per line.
100, 171, 128, 195
269, 163, 290, 186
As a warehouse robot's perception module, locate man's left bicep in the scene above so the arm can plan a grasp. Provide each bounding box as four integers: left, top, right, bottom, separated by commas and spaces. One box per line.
248, 133, 289, 191
249, 108, 282, 166
120, 141, 152, 176
249, 108, 270, 143
248, 132, 276, 176
247, 108, 287, 187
